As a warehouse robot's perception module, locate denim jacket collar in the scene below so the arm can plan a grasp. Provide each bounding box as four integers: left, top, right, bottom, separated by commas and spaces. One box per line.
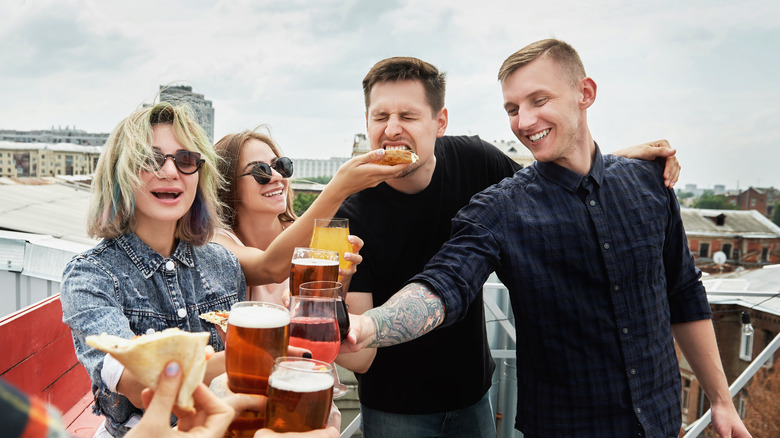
116, 232, 195, 279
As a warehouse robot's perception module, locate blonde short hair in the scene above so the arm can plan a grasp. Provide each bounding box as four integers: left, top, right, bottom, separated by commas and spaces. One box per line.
498, 39, 586, 87
87, 102, 225, 245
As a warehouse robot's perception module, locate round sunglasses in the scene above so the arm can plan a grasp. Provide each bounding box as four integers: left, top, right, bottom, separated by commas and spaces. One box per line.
146, 148, 204, 175
239, 157, 294, 184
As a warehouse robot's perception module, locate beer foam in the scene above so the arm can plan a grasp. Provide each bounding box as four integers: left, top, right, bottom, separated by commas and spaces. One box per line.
269, 365, 334, 392
229, 305, 290, 329
291, 257, 339, 267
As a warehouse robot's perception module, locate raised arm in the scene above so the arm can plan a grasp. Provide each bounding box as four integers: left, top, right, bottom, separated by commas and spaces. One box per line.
342, 282, 446, 354
612, 139, 679, 188
217, 149, 408, 286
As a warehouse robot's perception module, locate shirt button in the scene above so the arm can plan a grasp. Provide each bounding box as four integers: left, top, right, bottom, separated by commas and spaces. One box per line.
613, 285, 620, 292
165, 260, 175, 271
603, 242, 611, 250
622, 328, 629, 334
145, 328, 155, 335
177, 308, 187, 318
636, 407, 642, 414
630, 368, 637, 375
589, 200, 596, 206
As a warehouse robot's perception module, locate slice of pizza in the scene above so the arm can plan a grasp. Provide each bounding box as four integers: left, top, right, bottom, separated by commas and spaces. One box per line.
86, 328, 210, 410
199, 310, 229, 333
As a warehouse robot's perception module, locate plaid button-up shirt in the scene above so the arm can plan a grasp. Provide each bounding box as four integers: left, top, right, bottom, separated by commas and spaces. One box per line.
414, 145, 711, 437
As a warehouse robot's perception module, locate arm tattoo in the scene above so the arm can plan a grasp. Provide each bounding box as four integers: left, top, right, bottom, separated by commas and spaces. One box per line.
363, 282, 445, 348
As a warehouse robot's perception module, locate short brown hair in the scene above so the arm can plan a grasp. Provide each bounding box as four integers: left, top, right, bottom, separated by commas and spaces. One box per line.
498, 39, 586, 87
362, 57, 446, 115
213, 128, 297, 230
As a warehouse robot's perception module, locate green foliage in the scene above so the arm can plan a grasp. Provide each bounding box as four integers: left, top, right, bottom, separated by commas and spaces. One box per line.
772, 203, 780, 227
305, 176, 332, 184
676, 191, 694, 199
293, 192, 319, 216
692, 190, 737, 210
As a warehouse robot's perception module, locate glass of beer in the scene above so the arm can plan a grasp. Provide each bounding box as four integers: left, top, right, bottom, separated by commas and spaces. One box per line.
289, 247, 339, 297
266, 357, 335, 433
224, 301, 290, 437
310, 218, 352, 280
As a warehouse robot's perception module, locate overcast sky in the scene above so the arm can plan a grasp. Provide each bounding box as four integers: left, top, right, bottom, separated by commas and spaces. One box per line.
1, 0, 778, 190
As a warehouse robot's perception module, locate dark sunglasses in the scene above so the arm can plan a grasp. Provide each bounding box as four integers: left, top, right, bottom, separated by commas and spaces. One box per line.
146, 148, 204, 175
239, 157, 294, 184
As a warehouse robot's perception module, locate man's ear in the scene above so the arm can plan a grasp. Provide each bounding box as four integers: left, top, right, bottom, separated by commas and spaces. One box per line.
436, 107, 448, 137
580, 77, 597, 109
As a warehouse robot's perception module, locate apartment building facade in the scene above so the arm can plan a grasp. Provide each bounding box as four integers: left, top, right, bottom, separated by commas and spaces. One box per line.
0, 141, 102, 178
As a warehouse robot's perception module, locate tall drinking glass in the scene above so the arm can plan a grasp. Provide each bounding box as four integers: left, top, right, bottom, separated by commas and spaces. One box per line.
266, 357, 335, 433
224, 301, 290, 437
310, 218, 352, 281
294, 281, 349, 397
289, 247, 339, 297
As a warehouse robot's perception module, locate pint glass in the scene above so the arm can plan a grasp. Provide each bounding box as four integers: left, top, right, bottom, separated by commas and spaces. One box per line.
310, 218, 352, 273
266, 357, 335, 433
289, 247, 338, 297
225, 301, 290, 394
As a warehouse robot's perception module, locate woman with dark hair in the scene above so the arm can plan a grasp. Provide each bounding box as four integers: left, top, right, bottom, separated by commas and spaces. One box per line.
213, 127, 403, 303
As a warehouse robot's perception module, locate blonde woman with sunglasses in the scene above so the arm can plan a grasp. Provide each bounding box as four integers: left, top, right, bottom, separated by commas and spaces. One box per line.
60, 103, 248, 437
213, 127, 406, 304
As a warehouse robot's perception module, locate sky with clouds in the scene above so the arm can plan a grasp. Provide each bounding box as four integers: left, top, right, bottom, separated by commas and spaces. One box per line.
1, 0, 778, 190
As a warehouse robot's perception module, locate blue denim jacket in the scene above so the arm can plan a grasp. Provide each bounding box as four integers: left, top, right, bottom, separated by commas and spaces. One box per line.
60, 232, 246, 437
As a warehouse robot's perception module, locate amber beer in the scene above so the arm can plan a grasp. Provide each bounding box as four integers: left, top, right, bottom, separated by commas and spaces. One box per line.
225, 302, 290, 395
289, 247, 338, 296
266, 357, 335, 432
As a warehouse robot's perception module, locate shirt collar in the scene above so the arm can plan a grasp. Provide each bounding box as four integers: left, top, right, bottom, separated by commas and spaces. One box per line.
535, 142, 605, 193
117, 232, 195, 278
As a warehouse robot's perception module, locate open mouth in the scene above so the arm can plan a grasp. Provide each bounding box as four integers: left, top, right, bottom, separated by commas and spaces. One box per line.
153, 192, 181, 200
384, 145, 411, 151
263, 189, 283, 198
528, 129, 550, 142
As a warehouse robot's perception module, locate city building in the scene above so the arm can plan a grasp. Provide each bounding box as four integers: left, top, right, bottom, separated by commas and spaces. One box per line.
159, 85, 215, 143
0, 127, 109, 146
681, 208, 780, 273
291, 156, 350, 179
728, 187, 780, 219
0, 141, 102, 178
681, 267, 780, 437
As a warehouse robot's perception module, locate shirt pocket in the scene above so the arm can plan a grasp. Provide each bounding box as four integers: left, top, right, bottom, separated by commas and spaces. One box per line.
124, 308, 175, 336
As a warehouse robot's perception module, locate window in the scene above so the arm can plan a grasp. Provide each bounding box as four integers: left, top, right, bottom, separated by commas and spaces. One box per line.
740, 329, 753, 361
699, 242, 710, 258
722, 244, 733, 259
761, 247, 769, 263
681, 378, 691, 414
738, 396, 746, 419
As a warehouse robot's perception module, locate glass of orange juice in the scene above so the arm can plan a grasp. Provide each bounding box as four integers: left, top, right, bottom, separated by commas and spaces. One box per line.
310, 218, 352, 279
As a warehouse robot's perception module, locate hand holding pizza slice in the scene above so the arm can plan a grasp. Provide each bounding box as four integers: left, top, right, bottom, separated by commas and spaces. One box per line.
86, 328, 211, 411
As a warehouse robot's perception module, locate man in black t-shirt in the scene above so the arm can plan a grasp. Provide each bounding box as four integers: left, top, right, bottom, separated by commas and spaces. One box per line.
335, 57, 680, 438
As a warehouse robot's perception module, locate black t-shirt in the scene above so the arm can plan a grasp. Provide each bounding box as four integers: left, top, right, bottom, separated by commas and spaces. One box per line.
337, 135, 521, 413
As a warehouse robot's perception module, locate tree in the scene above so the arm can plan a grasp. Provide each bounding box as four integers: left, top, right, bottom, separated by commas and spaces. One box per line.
293, 192, 318, 216
772, 203, 780, 227
692, 190, 737, 210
